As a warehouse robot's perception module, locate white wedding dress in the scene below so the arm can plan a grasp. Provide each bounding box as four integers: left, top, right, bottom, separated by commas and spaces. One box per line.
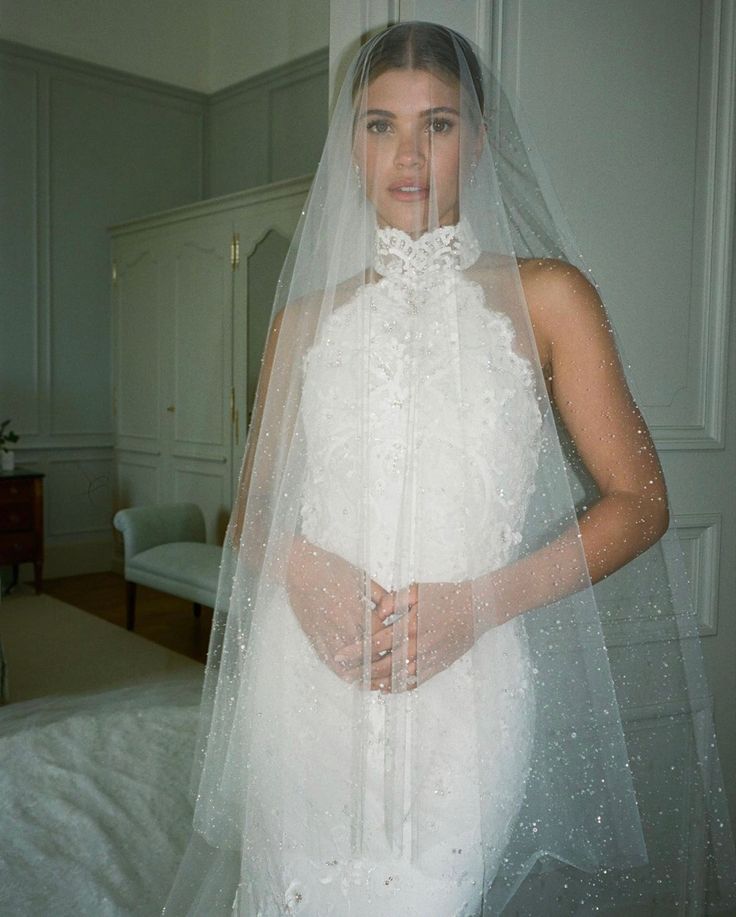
232, 221, 543, 916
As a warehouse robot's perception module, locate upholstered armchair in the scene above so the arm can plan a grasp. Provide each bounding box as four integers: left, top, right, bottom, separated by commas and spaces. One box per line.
113, 503, 222, 630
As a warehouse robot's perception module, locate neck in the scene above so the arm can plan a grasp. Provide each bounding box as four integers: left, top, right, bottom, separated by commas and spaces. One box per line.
377, 219, 460, 240
373, 217, 481, 277
376, 207, 461, 240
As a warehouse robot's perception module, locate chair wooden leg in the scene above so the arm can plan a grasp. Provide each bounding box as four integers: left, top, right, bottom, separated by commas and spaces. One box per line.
193, 602, 202, 619
126, 581, 137, 630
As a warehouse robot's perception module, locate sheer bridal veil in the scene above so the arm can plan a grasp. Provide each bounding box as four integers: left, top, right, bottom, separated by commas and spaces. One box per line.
164, 20, 736, 915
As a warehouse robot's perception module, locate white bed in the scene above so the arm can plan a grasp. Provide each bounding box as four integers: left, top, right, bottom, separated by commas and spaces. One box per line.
0, 595, 204, 916
0, 675, 203, 916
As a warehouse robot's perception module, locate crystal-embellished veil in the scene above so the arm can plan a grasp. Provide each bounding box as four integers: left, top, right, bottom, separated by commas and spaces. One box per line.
164, 21, 736, 916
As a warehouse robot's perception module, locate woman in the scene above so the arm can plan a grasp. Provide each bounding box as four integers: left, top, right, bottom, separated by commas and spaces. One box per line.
165, 22, 734, 916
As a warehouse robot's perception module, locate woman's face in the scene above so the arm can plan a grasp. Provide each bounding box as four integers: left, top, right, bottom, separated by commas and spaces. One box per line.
353, 68, 469, 237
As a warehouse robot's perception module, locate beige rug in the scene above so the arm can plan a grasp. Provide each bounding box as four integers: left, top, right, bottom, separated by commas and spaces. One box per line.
0, 592, 202, 703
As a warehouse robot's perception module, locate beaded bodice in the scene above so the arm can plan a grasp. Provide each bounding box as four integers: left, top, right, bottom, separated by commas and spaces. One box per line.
299, 220, 542, 587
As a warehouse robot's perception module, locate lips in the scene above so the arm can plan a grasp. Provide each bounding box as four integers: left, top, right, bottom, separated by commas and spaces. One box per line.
388, 180, 429, 201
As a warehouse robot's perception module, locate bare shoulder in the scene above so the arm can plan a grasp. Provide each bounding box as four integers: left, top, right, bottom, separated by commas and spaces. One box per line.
516, 258, 612, 360
280, 271, 367, 323
265, 274, 367, 363
517, 257, 601, 313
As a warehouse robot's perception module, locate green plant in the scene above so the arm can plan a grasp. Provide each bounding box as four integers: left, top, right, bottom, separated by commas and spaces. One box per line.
0, 419, 19, 453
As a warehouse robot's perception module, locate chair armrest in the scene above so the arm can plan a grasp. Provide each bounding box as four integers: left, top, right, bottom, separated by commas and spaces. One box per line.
113, 502, 206, 560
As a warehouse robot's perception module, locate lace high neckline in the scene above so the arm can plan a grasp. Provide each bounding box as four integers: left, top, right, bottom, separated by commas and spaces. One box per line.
374, 218, 481, 278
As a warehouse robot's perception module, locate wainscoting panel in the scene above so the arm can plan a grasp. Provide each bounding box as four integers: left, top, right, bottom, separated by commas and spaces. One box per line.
116, 455, 161, 511
496, 0, 734, 450
45, 453, 114, 538
207, 49, 327, 198
49, 71, 204, 437
173, 463, 230, 544
0, 57, 40, 436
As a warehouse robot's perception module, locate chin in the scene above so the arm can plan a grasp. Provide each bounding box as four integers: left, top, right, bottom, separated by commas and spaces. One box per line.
375, 202, 458, 237
377, 210, 430, 237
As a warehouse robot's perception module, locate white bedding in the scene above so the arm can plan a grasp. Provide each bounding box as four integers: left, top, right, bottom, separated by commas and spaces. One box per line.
0, 673, 203, 916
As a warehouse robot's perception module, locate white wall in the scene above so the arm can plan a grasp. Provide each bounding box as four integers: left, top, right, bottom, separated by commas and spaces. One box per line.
208, 0, 329, 90
0, 0, 208, 88
0, 0, 329, 91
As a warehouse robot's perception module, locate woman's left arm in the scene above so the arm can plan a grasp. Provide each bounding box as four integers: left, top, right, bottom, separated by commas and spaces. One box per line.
337, 260, 672, 689
523, 258, 669, 584
462, 259, 671, 629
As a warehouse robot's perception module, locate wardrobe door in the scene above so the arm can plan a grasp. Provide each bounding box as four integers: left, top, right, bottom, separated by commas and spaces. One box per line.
230, 184, 308, 496
112, 232, 168, 508
162, 216, 235, 542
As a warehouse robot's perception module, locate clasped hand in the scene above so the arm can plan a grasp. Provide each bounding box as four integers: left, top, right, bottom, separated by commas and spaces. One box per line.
285, 537, 479, 693
335, 580, 478, 691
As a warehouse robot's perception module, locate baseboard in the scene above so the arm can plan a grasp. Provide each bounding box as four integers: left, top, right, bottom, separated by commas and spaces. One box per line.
11, 537, 116, 582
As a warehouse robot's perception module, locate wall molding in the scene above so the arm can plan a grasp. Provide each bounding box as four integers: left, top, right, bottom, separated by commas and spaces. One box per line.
209, 47, 327, 107
600, 513, 722, 645
14, 446, 114, 541
0, 38, 206, 104
111, 175, 313, 237
672, 513, 722, 636
0, 534, 115, 584
2, 40, 207, 456
0, 58, 41, 437
492, 1, 735, 452
654, 0, 735, 450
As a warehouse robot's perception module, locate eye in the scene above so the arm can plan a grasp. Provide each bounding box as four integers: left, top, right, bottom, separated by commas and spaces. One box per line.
367, 119, 392, 134
428, 118, 454, 134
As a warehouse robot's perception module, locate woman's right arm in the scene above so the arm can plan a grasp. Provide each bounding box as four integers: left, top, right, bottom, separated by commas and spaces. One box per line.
229, 304, 389, 679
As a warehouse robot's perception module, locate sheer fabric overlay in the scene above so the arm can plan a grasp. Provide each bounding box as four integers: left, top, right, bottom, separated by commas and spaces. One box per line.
164, 22, 736, 916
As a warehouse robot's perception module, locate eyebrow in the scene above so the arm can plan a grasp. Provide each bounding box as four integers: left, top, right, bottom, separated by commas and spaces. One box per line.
358, 106, 460, 120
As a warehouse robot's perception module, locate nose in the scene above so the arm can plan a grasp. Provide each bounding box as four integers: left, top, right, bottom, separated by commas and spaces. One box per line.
394, 130, 425, 168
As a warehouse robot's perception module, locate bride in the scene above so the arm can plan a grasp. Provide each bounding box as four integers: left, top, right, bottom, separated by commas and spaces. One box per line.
165, 21, 734, 916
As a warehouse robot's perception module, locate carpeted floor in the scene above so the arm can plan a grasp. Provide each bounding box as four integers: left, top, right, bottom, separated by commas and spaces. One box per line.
0, 589, 202, 704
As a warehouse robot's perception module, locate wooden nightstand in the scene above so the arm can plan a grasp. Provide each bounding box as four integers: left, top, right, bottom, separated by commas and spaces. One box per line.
0, 468, 44, 594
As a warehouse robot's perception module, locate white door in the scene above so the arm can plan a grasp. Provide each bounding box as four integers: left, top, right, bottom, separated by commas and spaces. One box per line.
112, 232, 167, 508
230, 181, 310, 496
113, 216, 236, 542
162, 217, 236, 542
